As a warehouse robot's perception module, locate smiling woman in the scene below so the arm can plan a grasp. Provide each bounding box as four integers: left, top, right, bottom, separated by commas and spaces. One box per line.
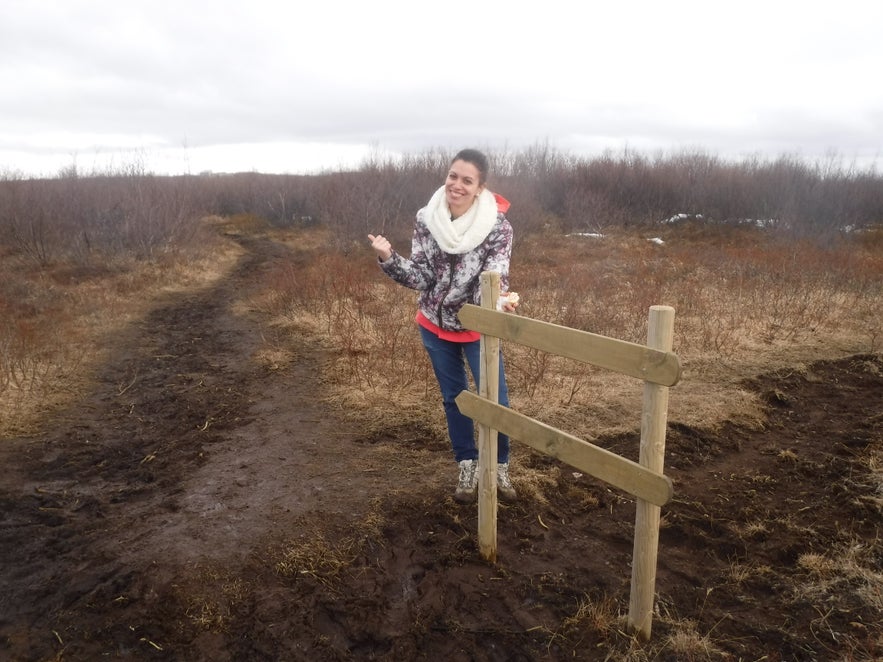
367, 148, 521, 504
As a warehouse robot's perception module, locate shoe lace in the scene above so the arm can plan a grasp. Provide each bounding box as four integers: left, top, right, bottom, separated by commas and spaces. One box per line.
458, 462, 476, 490
497, 464, 513, 489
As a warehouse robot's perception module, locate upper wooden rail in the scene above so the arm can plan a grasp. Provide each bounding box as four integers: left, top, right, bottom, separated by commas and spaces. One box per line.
458, 304, 681, 387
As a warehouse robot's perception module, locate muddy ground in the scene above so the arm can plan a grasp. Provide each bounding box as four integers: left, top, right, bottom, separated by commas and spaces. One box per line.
1, 231, 881, 661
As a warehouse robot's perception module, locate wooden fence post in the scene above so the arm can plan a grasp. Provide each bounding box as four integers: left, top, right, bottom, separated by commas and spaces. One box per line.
477, 271, 501, 563
628, 305, 675, 640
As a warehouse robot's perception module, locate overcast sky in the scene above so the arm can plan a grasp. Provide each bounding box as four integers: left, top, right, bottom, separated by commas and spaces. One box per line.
2, 0, 881, 177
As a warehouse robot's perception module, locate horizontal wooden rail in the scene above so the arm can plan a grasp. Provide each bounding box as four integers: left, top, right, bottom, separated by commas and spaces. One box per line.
458, 305, 681, 387
455, 391, 673, 507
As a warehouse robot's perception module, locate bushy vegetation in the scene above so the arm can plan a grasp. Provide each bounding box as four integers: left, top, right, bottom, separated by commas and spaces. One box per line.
4, 145, 880, 266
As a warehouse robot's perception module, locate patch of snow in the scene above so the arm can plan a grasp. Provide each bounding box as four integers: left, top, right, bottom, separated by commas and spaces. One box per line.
748, 218, 779, 228
662, 213, 705, 224
843, 225, 878, 234
648, 237, 665, 245
565, 232, 605, 238
663, 214, 781, 229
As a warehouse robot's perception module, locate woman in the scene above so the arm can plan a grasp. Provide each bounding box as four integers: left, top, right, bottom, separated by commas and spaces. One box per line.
368, 148, 518, 503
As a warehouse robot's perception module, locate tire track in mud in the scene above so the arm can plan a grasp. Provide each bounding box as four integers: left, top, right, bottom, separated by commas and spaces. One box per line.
0, 232, 377, 658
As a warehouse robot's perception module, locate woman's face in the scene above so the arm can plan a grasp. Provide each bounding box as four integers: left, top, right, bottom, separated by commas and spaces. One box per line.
445, 159, 484, 218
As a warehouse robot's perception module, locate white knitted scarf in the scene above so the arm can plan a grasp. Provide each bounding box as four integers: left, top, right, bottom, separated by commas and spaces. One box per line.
422, 186, 499, 254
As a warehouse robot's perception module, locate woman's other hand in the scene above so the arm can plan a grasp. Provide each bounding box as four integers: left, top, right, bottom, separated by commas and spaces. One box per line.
368, 234, 393, 261
499, 291, 520, 313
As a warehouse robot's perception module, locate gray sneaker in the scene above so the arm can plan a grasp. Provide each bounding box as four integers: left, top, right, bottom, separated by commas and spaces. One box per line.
454, 459, 478, 503
497, 462, 518, 501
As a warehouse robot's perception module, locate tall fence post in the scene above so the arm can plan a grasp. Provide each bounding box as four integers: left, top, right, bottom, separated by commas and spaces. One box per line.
477, 271, 501, 562
628, 305, 675, 640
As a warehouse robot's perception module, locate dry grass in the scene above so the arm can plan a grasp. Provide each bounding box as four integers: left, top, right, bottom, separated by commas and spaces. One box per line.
274, 497, 390, 591
181, 566, 250, 632
0, 216, 241, 436
251, 225, 880, 449
542, 591, 734, 661
275, 532, 360, 587
798, 542, 883, 612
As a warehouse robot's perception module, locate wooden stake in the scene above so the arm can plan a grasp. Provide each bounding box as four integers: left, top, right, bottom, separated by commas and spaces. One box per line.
476, 271, 500, 563
628, 305, 675, 640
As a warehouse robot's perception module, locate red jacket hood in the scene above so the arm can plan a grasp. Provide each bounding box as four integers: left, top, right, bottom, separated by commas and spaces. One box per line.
493, 192, 511, 214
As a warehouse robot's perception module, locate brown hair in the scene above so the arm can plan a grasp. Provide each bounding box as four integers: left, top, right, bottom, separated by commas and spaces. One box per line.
452, 148, 490, 185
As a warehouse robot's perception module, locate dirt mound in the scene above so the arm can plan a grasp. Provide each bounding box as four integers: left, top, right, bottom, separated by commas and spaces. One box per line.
1, 232, 880, 661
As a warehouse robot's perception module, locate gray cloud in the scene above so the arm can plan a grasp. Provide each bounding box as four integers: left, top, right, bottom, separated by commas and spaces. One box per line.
2, 0, 882, 175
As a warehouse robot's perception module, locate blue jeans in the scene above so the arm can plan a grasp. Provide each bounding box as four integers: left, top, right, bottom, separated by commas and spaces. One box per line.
419, 325, 511, 464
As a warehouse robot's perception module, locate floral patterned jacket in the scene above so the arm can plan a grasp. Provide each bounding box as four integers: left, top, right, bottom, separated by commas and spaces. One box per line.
380, 203, 513, 332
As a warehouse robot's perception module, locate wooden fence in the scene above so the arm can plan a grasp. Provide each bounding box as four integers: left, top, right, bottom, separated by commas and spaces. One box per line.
454, 271, 680, 640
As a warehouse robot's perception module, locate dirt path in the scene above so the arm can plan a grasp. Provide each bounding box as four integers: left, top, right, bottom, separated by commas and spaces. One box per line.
0, 232, 401, 658
1, 230, 881, 661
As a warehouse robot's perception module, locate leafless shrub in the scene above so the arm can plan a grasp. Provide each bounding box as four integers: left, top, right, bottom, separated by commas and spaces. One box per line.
0, 162, 207, 266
